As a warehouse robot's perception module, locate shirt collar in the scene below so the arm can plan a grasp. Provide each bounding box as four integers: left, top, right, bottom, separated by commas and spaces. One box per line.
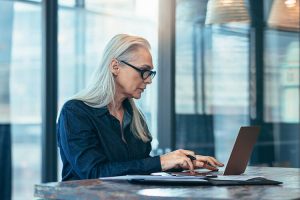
94, 106, 109, 117
94, 98, 133, 118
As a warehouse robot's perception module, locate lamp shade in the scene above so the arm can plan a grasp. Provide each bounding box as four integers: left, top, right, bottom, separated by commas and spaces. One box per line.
205, 0, 250, 24
268, 0, 300, 31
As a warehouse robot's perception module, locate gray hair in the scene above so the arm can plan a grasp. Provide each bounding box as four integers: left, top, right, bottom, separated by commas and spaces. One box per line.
71, 34, 151, 142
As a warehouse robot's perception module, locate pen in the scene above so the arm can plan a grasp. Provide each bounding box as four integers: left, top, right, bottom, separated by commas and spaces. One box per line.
187, 155, 196, 161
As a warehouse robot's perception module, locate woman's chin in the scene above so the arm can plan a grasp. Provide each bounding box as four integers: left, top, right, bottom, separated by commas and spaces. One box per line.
132, 93, 142, 99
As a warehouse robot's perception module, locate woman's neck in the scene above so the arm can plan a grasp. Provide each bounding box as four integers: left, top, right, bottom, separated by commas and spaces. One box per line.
108, 94, 126, 128
108, 93, 126, 112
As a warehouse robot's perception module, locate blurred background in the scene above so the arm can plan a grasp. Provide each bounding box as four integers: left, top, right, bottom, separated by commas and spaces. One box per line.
0, 0, 299, 199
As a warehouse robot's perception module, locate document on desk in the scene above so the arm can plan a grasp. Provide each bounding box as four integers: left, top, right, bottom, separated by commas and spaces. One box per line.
210, 175, 264, 181
100, 173, 207, 181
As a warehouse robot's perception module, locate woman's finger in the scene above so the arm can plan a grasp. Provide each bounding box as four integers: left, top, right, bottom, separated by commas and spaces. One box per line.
207, 156, 224, 167
180, 160, 187, 168
206, 157, 218, 167
196, 155, 218, 166
178, 151, 195, 170
206, 157, 218, 170
182, 157, 194, 172
193, 160, 205, 168
193, 160, 216, 171
203, 161, 219, 171
178, 149, 195, 156
195, 156, 219, 171
195, 155, 208, 162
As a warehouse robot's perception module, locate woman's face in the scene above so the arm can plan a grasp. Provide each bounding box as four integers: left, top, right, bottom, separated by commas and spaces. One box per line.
114, 47, 154, 99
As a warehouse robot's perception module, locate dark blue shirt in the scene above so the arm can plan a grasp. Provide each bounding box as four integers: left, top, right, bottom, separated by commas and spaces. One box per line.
57, 99, 161, 181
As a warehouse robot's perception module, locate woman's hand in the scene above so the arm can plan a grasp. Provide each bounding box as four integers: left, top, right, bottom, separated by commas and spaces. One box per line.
160, 149, 224, 172
160, 149, 196, 171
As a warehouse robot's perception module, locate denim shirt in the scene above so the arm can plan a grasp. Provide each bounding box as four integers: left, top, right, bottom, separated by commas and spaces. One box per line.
57, 99, 161, 181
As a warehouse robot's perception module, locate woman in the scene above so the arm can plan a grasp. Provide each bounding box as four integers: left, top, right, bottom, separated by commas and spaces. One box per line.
57, 34, 223, 181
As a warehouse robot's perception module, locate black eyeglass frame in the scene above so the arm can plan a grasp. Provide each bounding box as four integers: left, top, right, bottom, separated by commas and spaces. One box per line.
119, 60, 156, 80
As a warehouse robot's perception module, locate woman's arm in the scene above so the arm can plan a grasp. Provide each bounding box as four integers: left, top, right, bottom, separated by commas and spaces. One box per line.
57, 105, 161, 179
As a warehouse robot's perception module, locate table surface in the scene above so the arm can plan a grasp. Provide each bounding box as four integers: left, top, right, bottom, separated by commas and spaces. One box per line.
34, 167, 300, 200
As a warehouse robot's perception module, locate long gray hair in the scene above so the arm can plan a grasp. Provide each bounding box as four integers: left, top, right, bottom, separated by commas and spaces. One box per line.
71, 34, 151, 142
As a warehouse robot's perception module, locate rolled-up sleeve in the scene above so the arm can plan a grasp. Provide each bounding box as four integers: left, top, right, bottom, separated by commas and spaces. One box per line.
57, 105, 162, 180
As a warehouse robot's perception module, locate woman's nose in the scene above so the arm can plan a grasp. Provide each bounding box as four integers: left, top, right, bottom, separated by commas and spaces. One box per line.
144, 76, 152, 84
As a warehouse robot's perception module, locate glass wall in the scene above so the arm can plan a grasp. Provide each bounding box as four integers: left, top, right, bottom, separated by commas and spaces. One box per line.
175, 0, 299, 167
0, 0, 158, 199
0, 1, 42, 200
263, 29, 299, 167
175, 0, 250, 163
263, 0, 299, 166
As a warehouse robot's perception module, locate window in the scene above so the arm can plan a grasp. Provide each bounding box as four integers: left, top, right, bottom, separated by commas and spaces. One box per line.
175, 0, 299, 167
0, 1, 42, 199
264, 30, 299, 123
263, 25, 299, 167
175, 0, 250, 163
0, 0, 159, 199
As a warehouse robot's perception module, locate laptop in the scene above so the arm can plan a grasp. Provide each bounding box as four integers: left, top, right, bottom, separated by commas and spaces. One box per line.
102, 126, 280, 185
170, 126, 261, 176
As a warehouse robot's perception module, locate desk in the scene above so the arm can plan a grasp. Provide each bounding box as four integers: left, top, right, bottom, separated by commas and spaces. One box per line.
34, 167, 300, 200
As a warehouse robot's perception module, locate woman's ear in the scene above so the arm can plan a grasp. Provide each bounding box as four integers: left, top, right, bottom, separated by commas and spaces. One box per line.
110, 59, 120, 76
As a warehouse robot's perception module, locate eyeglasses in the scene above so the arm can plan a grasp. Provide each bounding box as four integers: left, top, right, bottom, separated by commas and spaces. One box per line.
120, 60, 156, 80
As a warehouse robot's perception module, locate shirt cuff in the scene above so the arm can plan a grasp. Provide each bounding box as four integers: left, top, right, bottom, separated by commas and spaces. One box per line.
143, 155, 162, 173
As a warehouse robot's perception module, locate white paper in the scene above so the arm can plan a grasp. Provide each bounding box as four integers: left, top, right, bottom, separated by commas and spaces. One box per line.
151, 172, 173, 176
100, 174, 206, 181
210, 175, 264, 181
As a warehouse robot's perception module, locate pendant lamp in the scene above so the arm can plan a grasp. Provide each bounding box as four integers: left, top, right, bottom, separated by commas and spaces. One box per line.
205, 0, 250, 24
268, 0, 299, 31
